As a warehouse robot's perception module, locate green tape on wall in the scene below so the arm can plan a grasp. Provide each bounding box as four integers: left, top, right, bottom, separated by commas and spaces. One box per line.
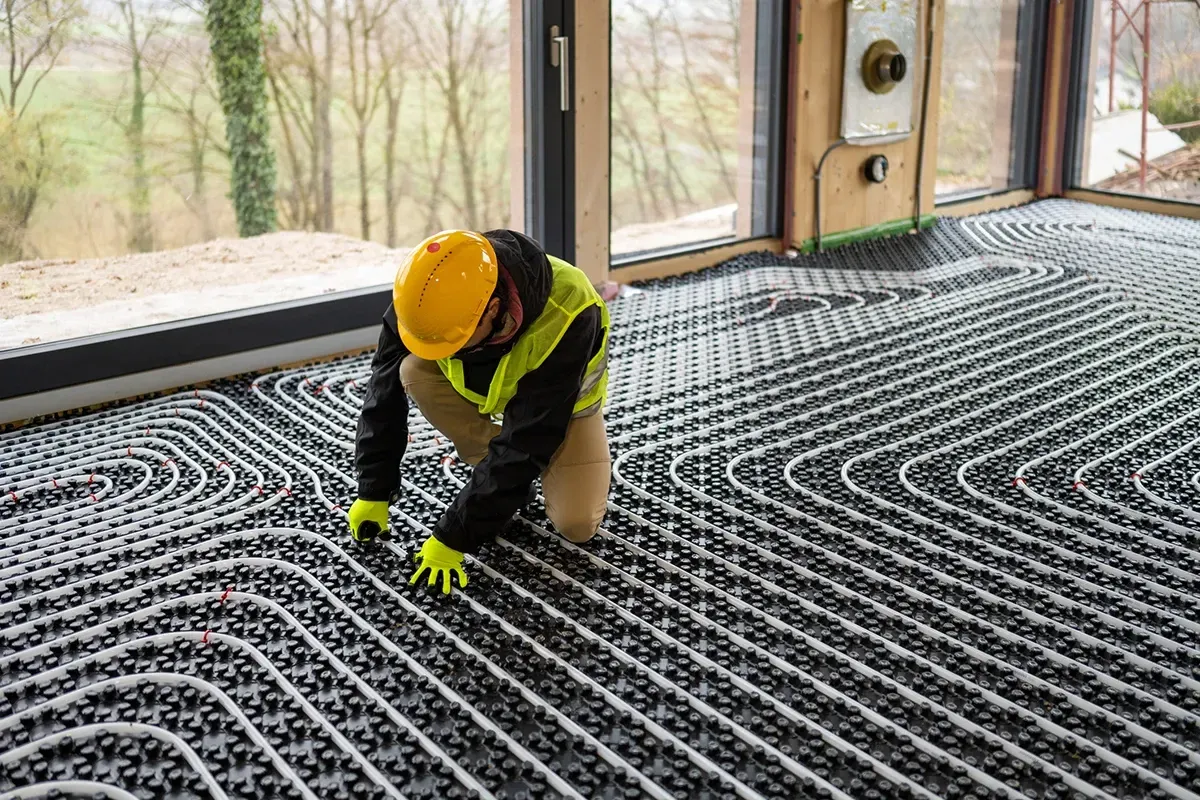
798, 214, 937, 255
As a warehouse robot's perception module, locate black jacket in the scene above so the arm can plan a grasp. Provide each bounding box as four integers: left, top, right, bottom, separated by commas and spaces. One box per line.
354, 230, 604, 553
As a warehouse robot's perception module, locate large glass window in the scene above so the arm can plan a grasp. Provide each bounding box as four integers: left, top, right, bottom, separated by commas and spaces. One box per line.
608, 0, 782, 261
1075, 1, 1200, 203
0, 0, 519, 351
935, 0, 1023, 197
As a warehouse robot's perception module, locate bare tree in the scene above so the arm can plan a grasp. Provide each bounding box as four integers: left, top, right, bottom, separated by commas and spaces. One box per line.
0, 0, 84, 261
145, 10, 228, 241
105, 0, 168, 252
412, 69, 452, 232
614, 1, 695, 222
404, 0, 509, 231
341, 0, 399, 240
665, 3, 737, 199
264, 0, 335, 231
374, 4, 409, 246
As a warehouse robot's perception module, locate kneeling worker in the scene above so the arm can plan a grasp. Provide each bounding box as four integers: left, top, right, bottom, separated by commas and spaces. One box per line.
348, 229, 612, 593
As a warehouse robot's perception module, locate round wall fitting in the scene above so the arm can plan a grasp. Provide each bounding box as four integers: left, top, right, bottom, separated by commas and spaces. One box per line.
864, 154, 889, 183
863, 39, 907, 94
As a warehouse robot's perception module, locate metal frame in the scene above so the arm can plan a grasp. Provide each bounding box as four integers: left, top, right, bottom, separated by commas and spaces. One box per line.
1010, 0, 1050, 187
0, 287, 390, 401
752, 0, 789, 238
1063, 0, 1200, 206
524, 0, 576, 263
1062, 0, 1096, 189
611, 235, 781, 282
3, 0, 788, 407
3, 0, 580, 406
612, 235, 744, 270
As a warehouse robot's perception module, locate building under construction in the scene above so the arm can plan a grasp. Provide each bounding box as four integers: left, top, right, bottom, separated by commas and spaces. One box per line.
1, 2, 1199, 799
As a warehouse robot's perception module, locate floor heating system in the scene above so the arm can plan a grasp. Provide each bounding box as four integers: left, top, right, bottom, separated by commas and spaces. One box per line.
1, 199, 1199, 800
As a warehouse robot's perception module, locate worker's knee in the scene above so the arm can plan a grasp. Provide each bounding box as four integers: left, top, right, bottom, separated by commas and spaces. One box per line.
548, 507, 604, 543
399, 355, 443, 392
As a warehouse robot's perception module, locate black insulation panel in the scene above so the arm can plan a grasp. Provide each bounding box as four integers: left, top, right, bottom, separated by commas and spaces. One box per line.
2, 200, 1199, 800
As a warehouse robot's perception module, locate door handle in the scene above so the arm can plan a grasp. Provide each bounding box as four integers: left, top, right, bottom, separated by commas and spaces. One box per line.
550, 24, 570, 112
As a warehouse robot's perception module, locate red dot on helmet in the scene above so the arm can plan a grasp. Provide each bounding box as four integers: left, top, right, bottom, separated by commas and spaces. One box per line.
427, 242, 441, 253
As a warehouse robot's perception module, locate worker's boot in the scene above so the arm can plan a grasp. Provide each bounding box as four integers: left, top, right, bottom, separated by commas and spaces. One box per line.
523, 482, 539, 510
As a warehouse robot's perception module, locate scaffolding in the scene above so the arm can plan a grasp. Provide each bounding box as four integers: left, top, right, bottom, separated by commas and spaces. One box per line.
1105, 0, 1200, 191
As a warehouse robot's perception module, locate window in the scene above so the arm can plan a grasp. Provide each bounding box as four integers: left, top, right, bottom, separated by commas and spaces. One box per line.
608, 0, 783, 261
1074, 0, 1200, 203
0, 0, 520, 352
935, 0, 1024, 197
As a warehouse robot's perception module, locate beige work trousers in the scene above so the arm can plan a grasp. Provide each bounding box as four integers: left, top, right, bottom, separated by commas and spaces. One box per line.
400, 356, 611, 542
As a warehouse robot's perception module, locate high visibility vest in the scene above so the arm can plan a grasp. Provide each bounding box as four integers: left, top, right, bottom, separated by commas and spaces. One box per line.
436, 256, 610, 418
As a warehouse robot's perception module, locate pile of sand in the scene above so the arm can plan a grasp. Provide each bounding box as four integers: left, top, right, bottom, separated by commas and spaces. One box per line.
0, 232, 402, 348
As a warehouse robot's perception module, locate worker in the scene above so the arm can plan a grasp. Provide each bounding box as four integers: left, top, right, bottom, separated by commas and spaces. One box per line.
347, 229, 612, 594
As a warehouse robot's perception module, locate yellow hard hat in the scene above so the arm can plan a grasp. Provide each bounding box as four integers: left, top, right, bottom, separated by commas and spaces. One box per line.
393, 230, 499, 360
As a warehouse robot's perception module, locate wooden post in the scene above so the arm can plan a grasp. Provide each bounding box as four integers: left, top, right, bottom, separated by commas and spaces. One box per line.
735, 0, 759, 239
989, 1, 1020, 189
508, 0, 525, 231
573, 0, 611, 285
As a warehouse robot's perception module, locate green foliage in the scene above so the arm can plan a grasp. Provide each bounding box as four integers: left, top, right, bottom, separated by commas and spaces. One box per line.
1149, 80, 1200, 144
206, 0, 277, 237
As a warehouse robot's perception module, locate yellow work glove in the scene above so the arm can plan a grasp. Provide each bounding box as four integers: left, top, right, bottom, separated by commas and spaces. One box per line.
348, 498, 390, 543
409, 536, 468, 595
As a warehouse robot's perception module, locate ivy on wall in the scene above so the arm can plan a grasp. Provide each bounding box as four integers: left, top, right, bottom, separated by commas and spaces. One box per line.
206, 0, 277, 237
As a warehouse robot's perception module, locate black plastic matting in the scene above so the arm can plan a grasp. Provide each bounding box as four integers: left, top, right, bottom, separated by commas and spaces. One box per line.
2, 199, 1199, 800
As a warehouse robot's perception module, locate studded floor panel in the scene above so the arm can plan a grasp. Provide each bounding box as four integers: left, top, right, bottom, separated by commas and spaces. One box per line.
2, 199, 1200, 800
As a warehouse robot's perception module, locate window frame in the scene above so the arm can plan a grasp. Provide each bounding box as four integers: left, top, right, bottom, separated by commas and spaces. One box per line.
1062, 0, 1200, 207
933, 0, 1050, 204
607, 0, 789, 268
1, 0, 574, 405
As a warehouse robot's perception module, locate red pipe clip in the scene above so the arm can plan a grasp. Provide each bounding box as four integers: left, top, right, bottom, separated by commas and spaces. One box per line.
215, 461, 229, 470
1072, 480, 1086, 491
277, 487, 292, 496
8, 492, 17, 503
1011, 477, 1027, 487
219, 586, 234, 604
253, 485, 264, 495
1130, 472, 1142, 480
201, 629, 212, 645
89, 493, 98, 503
87, 473, 95, 484
161, 459, 175, 468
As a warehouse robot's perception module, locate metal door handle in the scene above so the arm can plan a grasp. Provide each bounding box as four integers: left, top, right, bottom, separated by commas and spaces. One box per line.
550, 25, 570, 112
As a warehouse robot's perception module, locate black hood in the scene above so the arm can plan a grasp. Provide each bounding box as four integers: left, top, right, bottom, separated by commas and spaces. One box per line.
483, 228, 552, 332
382, 229, 552, 347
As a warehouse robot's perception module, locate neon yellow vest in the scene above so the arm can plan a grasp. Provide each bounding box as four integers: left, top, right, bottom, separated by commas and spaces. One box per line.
437, 256, 610, 418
